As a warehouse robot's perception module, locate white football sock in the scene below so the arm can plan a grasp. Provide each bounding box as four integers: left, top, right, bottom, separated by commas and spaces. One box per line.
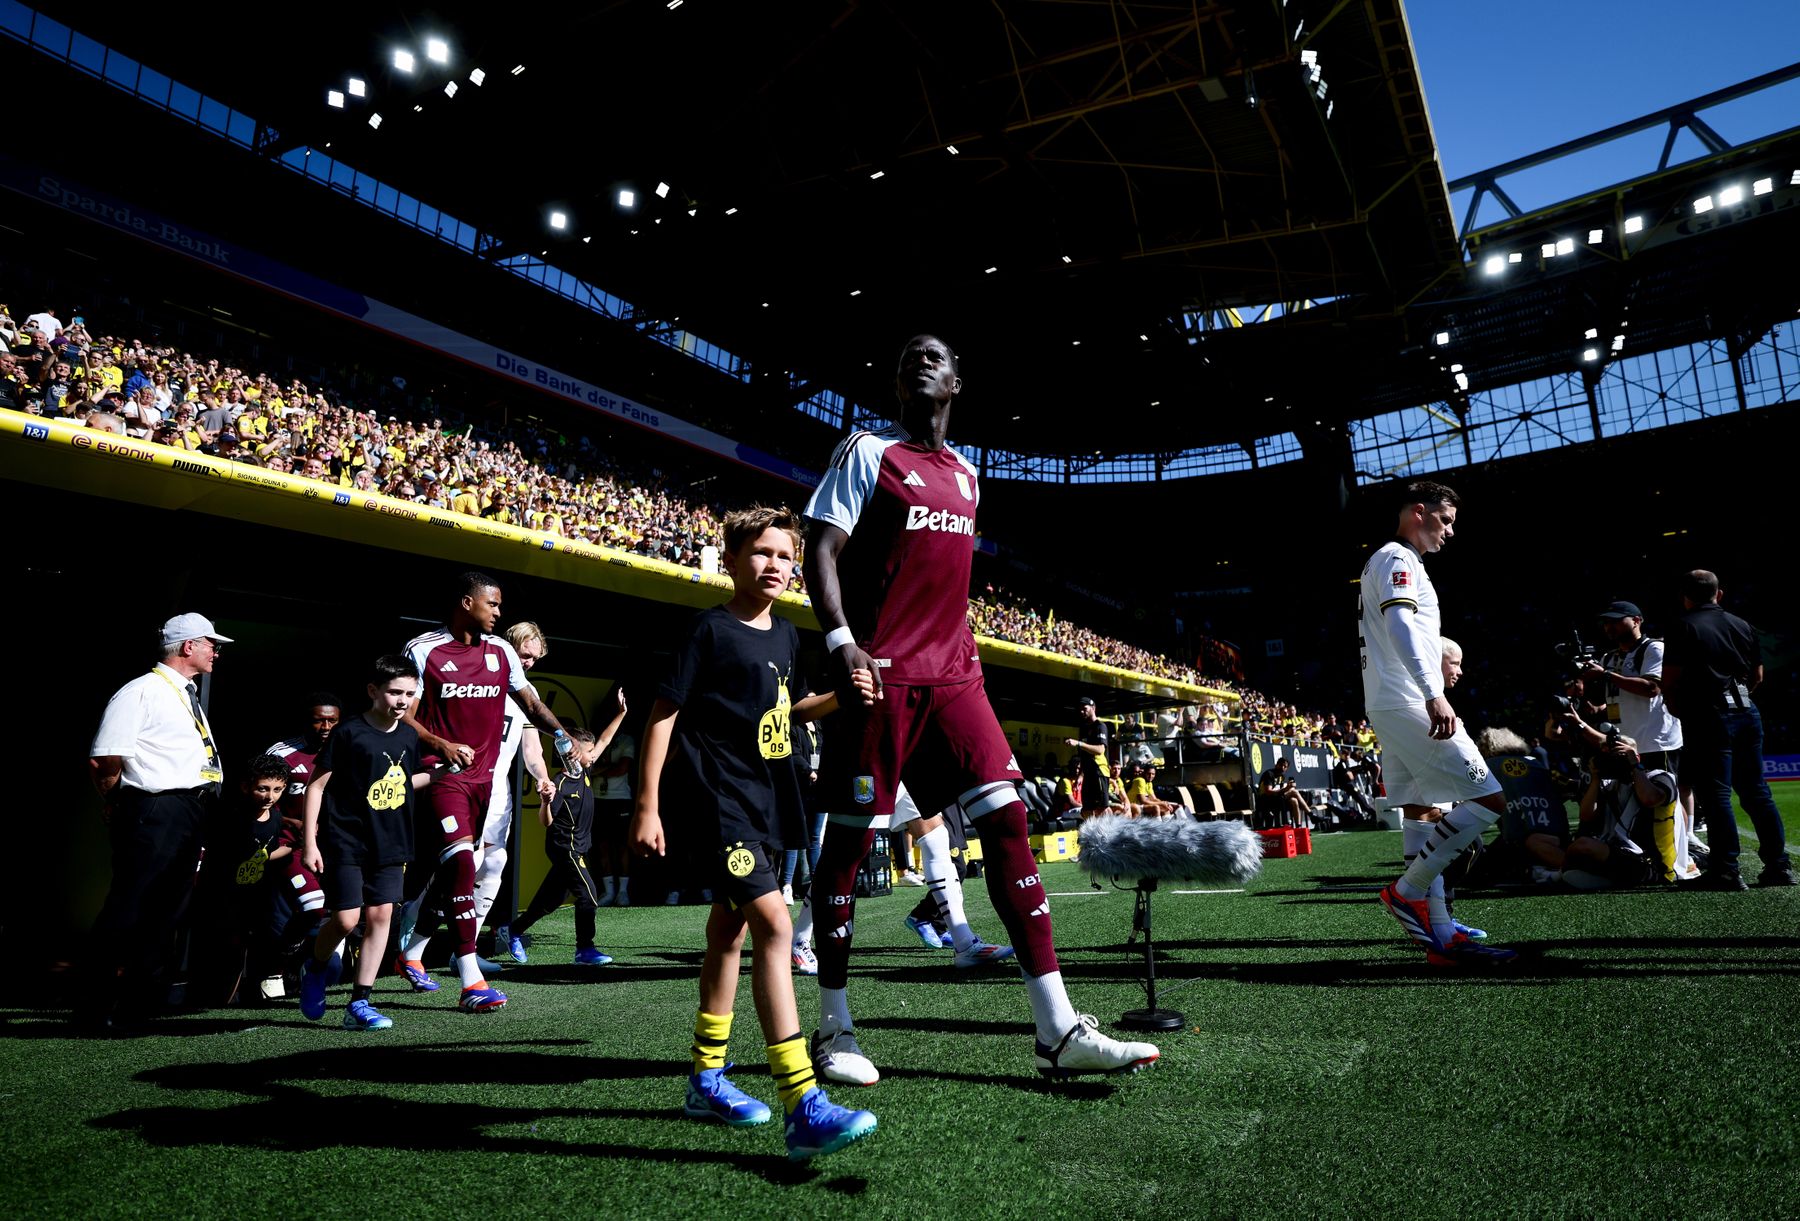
404, 932, 432, 962
918, 823, 975, 951
792, 893, 815, 947
472, 844, 507, 921
1401, 817, 1432, 860
1426, 875, 1453, 943
820, 986, 854, 1035
1398, 802, 1498, 898
455, 952, 485, 988
1024, 970, 1082, 1046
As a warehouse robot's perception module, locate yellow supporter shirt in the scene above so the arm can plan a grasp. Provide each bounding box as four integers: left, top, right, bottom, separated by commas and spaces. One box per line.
1126, 777, 1157, 806
451, 490, 481, 516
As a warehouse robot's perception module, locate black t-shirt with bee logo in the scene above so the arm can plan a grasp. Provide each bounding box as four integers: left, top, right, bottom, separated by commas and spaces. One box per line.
657, 606, 804, 851
316, 714, 420, 867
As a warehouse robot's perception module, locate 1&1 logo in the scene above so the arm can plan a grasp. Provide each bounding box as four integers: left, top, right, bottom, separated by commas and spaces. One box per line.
22, 422, 49, 441
333, 492, 351, 506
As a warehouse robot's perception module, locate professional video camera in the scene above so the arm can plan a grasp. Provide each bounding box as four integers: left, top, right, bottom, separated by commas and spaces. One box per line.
1552, 629, 1600, 675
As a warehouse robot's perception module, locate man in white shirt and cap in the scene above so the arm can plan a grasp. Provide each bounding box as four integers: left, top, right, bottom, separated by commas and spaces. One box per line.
82, 613, 232, 1030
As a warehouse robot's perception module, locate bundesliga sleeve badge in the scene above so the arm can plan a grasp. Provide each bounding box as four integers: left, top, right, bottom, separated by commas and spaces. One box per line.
1391, 569, 1410, 587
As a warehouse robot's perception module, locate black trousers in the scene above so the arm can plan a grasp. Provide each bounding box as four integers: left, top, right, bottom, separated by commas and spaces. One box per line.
84, 787, 209, 1016
512, 841, 600, 948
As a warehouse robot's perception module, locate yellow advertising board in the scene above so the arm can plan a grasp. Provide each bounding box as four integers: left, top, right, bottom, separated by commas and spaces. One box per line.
1, 408, 1234, 705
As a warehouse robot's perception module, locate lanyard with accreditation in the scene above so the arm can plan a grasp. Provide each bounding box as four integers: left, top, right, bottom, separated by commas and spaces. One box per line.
153, 667, 224, 788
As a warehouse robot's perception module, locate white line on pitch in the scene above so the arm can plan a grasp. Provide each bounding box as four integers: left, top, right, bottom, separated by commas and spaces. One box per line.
1047, 891, 1110, 897
1170, 888, 1246, 895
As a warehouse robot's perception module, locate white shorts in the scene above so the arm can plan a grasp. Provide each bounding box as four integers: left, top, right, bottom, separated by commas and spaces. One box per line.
481, 783, 514, 847
1368, 703, 1502, 807
828, 783, 931, 831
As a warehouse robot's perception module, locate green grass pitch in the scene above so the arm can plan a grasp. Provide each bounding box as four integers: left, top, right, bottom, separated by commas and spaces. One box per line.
6, 789, 1797, 1218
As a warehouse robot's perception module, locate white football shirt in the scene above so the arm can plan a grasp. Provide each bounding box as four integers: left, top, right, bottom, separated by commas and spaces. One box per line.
1360, 540, 1441, 711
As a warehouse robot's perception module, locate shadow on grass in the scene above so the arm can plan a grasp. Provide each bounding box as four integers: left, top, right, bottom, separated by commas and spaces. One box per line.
92, 1092, 816, 1184
89, 1042, 831, 1185
856, 1016, 1035, 1037
1045, 934, 1800, 989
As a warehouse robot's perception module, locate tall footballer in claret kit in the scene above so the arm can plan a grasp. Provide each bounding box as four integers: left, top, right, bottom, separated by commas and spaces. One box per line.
395, 571, 580, 1012
801, 334, 1160, 1078
1360, 481, 1517, 965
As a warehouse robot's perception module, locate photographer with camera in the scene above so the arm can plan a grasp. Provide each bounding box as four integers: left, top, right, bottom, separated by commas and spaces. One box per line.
1534, 732, 1679, 891
1578, 601, 1698, 879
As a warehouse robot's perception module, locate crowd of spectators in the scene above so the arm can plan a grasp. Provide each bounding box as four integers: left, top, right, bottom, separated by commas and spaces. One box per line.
2, 297, 1274, 690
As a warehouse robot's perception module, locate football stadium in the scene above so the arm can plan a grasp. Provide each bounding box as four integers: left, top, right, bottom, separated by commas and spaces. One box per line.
4, 1, 1798, 1214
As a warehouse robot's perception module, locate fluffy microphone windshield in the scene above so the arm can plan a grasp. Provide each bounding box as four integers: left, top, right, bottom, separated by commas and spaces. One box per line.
1077, 816, 1263, 886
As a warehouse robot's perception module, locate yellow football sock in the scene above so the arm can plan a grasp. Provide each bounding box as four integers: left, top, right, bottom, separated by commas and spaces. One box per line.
766, 1032, 817, 1114
692, 1010, 732, 1074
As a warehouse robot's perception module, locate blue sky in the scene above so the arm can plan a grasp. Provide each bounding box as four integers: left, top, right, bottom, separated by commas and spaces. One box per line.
1407, 2, 1800, 229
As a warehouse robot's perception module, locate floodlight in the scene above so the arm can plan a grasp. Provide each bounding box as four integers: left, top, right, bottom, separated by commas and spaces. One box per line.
1455, 372, 1469, 391
1582, 348, 1599, 362
327, 90, 344, 108
1062, 255, 1072, 263
687, 208, 696, 217
1585, 328, 1598, 339
469, 68, 485, 86
1718, 184, 1744, 207
724, 207, 738, 215
1483, 255, 1504, 275
850, 289, 862, 296
394, 49, 415, 72
1541, 242, 1557, 258
1139, 334, 1149, 341
984, 266, 997, 274
1588, 229, 1603, 244
1623, 215, 1644, 234
1072, 340, 1081, 346
1434, 331, 1449, 346
668, 0, 683, 8
444, 81, 458, 98
549, 211, 567, 230
1612, 334, 1625, 352
412, 104, 423, 112
655, 182, 670, 198
582, 236, 591, 243
348, 78, 366, 97
1753, 177, 1773, 196
946, 144, 960, 155
1556, 236, 1574, 255
368, 113, 382, 129
1693, 195, 1713, 213
1450, 363, 1463, 373
426, 38, 448, 64
618, 189, 636, 208
869, 170, 885, 180
1792, 170, 1800, 186
1508, 251, 1523, 263
511, 64, 525, 76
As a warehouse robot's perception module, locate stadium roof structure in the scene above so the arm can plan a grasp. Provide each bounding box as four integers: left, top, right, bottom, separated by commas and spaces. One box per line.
104, 0, 1459, 456
16, 8, 1800, 470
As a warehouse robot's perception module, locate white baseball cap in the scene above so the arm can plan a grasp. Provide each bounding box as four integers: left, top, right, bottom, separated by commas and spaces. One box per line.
160, 613, 234, 649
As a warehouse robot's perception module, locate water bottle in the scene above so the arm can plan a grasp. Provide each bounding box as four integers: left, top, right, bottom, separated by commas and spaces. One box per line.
550, 727, 579, 785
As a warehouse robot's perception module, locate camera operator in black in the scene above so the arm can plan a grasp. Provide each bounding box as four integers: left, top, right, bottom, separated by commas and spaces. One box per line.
1066, 697, 1112, 815
1664, 570, 1793, 890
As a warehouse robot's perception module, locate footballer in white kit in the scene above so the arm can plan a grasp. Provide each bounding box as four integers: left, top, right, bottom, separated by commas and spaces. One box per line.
1360, 481, 1516, 965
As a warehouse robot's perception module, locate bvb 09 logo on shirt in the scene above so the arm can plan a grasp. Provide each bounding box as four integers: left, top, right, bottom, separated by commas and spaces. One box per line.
367, 755, 409, 811
726, 844, 756, 878
757, 665, 793, 761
